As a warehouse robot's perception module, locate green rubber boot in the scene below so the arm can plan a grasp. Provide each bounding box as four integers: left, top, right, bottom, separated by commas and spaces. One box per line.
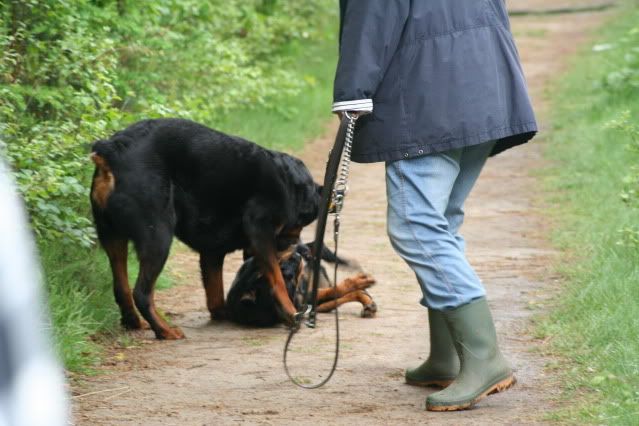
405, 309, 459, 387
426, 298, 516, 411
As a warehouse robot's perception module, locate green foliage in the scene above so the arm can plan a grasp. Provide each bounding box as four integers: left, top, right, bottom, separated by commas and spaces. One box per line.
597, 26, 639, 92
0, 0, 335, 246
1, 0, 121, 246
606, 111, 639, 248
41, 240, 173, 372
113, 1, 332, 121
600, 23, 639, 250
540, 7, 639, 424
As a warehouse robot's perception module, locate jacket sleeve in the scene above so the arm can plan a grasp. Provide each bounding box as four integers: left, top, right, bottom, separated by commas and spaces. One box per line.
332, 0, 409, 113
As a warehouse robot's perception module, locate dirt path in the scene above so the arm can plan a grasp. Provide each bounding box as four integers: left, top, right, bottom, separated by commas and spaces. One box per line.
72, 3, 611, 424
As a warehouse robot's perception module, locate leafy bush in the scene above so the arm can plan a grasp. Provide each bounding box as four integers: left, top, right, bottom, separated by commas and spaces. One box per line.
598, 26, 639, 92
0, 0, 334, 246
606, 112, 639, 248
0, 1, 121, 246
599, 25, 639, 249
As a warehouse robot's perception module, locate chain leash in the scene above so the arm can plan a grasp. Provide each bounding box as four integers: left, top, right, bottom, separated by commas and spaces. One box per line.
331, 111, 356, 216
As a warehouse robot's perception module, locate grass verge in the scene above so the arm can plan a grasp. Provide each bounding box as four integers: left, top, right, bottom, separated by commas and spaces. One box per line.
42, 243, 172, 373
41, 243, 118, 373
538, 6, 639, 424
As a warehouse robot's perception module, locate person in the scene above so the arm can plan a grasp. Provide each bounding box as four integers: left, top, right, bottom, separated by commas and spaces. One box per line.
0, 158, 68, 426
332, 1, 537, 411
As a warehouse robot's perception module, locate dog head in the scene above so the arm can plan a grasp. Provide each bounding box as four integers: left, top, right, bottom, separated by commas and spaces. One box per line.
226, 244, 307, 327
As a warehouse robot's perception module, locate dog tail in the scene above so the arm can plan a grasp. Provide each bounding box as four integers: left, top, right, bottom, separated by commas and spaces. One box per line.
303, 241, 350, 266
89, 136, 134, 209
90, 141, 117, 209
90, 134, 133, 171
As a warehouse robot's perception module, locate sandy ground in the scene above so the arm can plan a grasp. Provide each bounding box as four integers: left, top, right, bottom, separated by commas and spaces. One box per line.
71, 2, 612, 425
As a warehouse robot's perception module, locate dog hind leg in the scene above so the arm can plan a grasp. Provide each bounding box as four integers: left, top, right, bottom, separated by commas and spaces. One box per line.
132, 227, 184, 340
316, 290, 378, 317
103, 239, 143, 329
199, 253, 226, 320
316, 273, 376, 301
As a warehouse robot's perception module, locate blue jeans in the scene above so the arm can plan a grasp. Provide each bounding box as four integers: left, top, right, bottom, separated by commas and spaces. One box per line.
385, 141, 496, 310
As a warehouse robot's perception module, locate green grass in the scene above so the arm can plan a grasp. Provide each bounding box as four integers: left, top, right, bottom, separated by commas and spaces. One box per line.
41, 242, 119, 373
43, 17, 338, 374
42, 242, 173, 373
538, 6, 639, 424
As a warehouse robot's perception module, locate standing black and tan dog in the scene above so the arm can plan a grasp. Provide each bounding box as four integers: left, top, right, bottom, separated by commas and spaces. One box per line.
90, 118, 322, 339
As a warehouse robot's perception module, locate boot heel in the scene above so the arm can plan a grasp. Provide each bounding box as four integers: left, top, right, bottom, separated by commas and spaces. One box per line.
487, 375, 516, 396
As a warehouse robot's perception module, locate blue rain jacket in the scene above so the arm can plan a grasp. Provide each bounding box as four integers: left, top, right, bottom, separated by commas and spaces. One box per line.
333, 0, 538, 163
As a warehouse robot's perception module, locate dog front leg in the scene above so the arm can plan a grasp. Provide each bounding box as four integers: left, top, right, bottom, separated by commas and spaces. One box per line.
257, 248, 298, 325
243, 200, 298, 325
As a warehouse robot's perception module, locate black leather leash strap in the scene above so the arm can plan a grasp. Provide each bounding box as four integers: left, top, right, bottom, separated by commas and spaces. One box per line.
282, 117, 349, 389
307, 117, 349, 327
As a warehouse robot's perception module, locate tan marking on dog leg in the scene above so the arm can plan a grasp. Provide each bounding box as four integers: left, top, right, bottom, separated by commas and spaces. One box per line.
103, 240, 143, 329
316, 291, 362, 312
316, 273, 376, 301
200, 254, 225, 320
142, 292, 185, 340
263, 254, 297, 322
133, 245, 183, 340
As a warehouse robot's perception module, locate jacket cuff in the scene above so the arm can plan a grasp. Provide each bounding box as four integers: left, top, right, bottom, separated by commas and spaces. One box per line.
331, 99, 373, 113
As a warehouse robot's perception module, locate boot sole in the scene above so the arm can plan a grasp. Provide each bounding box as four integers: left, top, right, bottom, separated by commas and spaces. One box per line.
405, 378, 454, 388
426, 374, 516, 412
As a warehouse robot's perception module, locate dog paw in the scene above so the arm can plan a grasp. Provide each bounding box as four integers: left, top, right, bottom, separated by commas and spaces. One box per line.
158, 327, 185, 340
209, 308, 227, 321
360, 301, 378, 318
121, 314, 144, 330
353, 273, 376, 290
279, 309, 302, 329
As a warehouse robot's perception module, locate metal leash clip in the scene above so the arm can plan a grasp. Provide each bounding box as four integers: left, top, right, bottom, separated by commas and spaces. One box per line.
303, 305, 316, 329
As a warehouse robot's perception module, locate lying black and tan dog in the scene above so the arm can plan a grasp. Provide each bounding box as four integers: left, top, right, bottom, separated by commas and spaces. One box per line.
90, 118, 323, 339
227, 243, 377, 327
